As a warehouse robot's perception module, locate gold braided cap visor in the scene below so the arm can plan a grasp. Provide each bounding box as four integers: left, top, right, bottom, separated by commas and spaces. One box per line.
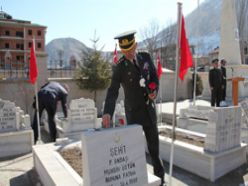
119, 40, 136, 52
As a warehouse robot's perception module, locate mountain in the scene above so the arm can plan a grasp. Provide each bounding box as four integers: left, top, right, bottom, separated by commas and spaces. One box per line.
45, 38, 89, 68
154, 0, 247, 55
154, 0, 221, 55
186, 0, 221, 55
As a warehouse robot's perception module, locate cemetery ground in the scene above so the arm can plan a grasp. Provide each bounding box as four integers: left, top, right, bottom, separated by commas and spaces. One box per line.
1, 129, 248, 186
1, 99, 248, 186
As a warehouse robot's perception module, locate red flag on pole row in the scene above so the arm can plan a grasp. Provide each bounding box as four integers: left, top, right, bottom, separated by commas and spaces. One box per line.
29, 39, 38, 84
156, 52, 163, 80
113, 44, 118, 64
179, 15, 193, 80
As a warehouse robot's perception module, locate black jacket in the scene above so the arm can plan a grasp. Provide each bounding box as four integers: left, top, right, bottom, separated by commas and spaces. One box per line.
221, 66, 226, 86
209, 68, 222, 89
104, 52, 158, 126
39, 82, 68, 117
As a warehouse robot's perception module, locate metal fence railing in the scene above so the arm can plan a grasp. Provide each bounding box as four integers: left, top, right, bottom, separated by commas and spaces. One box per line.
0, 61, 77, 80
0, 61, 29, 80
48, 68, 76, 78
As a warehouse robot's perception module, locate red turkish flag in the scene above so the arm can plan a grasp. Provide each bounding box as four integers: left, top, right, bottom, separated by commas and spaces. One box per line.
179, 15, 193, 81
156, 53, 162, 80
29, 39, 38, 84
113, 44, 118, 64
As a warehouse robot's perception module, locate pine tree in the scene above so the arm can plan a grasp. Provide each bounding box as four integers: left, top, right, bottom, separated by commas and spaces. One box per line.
75, 33, 111, 102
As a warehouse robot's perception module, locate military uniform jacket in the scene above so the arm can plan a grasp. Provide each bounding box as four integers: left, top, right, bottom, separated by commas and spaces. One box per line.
221, 66, 226, 86
209, 68, 223, 89
104, 52, 159, 126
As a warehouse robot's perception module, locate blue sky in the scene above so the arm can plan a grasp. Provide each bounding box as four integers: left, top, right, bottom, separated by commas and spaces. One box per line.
1, 0, 205, 51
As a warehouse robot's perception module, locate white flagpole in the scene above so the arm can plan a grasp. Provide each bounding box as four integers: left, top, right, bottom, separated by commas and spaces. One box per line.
157, 51, 163, 126
33, 38, 41, 144
193, 0, 200, 106
168, 2, 182, 186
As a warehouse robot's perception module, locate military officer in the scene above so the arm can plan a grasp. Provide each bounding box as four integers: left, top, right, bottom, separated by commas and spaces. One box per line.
209, 59, 223, 107
102, 30, 165, 185
220, 59, 227, 101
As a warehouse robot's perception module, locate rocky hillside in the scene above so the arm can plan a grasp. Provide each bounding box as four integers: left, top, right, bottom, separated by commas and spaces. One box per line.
45, 37, 89, 68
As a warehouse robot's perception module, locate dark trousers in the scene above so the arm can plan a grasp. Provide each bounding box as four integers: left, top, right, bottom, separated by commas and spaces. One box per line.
143, 124, 164, 180
211, 87, 222, 107
221, 85, 226, 101
32, 92, 57, 143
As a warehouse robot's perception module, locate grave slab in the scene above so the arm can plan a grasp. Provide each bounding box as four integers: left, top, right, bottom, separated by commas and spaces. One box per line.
0, 99, 33, 158
33, 141, 160, 186
159, 135, 246, 182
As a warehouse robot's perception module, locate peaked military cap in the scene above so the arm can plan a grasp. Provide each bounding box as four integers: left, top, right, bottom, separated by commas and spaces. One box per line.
212, 58, 219, 64
114, 30, 136, 51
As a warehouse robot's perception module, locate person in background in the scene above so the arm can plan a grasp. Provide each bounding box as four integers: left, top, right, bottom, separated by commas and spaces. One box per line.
209, 59, 223, 107
32, 81, 69, 144
102, 30, 165, 185
220, 59, 227, 101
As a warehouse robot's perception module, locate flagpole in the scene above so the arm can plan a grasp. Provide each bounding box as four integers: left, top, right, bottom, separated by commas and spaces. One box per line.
35, 81, 41, 143
168, 2, 182, 186
159, 46, 163, 126
157, 51, 163, 126
33, 38, 41, 144
193, 0, 200, 106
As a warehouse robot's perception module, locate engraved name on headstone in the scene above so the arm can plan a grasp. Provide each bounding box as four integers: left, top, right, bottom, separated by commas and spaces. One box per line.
82, 125, 148, 186
69, 98, 97, 124
0, 100, 17, 132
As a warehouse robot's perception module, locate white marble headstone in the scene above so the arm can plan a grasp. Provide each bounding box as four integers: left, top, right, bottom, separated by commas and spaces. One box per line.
70, 98, 95, 109
0, 100, 17, 132
82, 125, 148, 186
69, 98, 97, 125
205, 106, 241, 153
240, 99, 248, 117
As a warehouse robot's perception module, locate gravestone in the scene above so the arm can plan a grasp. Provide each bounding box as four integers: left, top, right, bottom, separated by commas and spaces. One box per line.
177, 105, 211, 133
45, 98, 98, 139
65, 98, 97, 130
0, 100, 17, 132
239, 99, 248, 143
81, 125, 150, 186
178, 106, 242, 152
204, 106, 241, 153
0, 99, 33, 158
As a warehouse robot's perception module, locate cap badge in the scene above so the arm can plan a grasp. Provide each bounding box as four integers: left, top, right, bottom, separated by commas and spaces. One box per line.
121, 39, 129, 45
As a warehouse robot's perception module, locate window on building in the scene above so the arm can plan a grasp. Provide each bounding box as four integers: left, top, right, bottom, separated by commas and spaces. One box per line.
5, 30, 10, 36
37, 30, 42, 36
16, 43, 20, 49
245, 47, 248, 55
16, 56, 20, 61
16, 31, 24, 37
20, 44, 24, 50
37, 42, 42, 48
28, 42, 32, 48
5, 43, 9, 49
28, 30, 32, 35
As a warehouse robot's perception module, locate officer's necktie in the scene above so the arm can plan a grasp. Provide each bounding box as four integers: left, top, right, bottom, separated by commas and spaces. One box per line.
133, 59, 139, 71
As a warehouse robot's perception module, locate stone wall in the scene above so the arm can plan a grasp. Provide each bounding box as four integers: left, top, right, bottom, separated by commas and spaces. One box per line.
0, 63, 192, 119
